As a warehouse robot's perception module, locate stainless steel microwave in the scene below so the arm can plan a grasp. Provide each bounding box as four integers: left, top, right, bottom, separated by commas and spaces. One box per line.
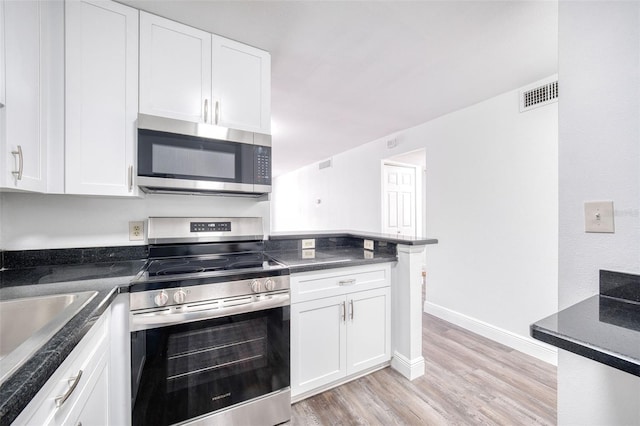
136, 114, 271, 196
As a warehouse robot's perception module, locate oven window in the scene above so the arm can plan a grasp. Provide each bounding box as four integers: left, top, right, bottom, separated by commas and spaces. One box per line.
131, 307, 289, 426
152, 144, 235, 179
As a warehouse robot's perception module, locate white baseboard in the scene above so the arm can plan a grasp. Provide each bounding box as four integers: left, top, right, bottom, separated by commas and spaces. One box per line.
390, 351, 425, 380
423, 301, 558, 366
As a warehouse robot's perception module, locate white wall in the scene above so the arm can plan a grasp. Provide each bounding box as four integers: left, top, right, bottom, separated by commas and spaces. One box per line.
1, 192, 270, 250
558, 1, 640, 424
272, 77, 559, 362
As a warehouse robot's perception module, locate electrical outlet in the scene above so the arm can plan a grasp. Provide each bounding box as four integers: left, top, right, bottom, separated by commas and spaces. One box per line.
301, 239, 315, 249
129, 221, 144, 241
364, 239, 374, 250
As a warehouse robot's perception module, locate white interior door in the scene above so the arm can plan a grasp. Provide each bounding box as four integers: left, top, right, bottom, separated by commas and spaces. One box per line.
382, 163, 417, 237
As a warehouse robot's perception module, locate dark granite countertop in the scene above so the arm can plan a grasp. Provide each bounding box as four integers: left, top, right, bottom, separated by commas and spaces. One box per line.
0, 260, 144, 426
531, 270, 640, 377
0, 241, 402, 424
268, 247, 397, 273
269, 230, 438, 246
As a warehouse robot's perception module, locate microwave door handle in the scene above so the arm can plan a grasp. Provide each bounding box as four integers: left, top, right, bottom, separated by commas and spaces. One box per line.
204, 99, 209, 123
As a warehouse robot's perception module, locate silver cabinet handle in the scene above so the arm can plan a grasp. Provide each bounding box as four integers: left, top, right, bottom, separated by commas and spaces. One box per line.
341, 301, 346, 322
55, 370, 83, 408
350, 299, 354, 320
339, 279, 356, 286
128, 165, 133, 192
214, 100, 219, 124
204, 99, 209, 123
11, 145, 23, 180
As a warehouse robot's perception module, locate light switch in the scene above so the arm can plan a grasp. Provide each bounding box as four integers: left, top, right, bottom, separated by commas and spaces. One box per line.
584, 201, 615, 233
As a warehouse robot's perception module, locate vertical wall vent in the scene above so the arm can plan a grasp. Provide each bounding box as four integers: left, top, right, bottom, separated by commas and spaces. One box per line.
520, 80, 558, 112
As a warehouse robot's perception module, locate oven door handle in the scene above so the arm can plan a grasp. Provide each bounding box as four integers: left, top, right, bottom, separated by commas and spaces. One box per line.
130, 292, 290, 331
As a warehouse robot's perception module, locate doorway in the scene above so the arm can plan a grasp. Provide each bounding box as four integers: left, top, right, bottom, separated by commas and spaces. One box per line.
381, 149, 425, 237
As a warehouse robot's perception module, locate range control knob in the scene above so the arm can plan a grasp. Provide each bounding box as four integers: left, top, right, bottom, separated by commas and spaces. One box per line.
251, 280, 262, 293
264, 279, 275, 291
173, 289, 187, 304
154, 290, 169, 307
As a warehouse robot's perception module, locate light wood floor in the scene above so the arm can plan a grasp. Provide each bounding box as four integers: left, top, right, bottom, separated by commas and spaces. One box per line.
290, 313, 557, 425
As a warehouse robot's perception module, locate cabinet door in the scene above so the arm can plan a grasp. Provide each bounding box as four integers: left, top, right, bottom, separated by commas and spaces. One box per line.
291, 295, 347, 397
347, 287, 391, 375
2, 0, 48, 192
62, 352, 110, 426
139, 12, 211, 123
65, 0, 138, 196
12, 310, 109, 425
211, 35, 270, 133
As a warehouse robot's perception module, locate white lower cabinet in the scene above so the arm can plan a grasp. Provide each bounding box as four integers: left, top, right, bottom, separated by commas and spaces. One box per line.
290, 264, 392, 400
13, 307, 111, 426
292, 295, 347, 396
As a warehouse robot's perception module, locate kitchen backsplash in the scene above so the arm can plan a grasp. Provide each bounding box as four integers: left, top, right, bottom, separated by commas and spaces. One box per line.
2, 245, 149, 269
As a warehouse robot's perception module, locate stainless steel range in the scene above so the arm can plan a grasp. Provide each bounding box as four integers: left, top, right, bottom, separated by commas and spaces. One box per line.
129, 217, 290, 426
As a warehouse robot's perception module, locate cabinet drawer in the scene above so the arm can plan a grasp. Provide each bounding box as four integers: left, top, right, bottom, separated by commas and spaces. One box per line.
291, 263, 391, 303
13, 310, 109, 426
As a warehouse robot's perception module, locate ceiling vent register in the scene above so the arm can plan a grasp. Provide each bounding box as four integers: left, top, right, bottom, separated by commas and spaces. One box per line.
520, 80, 558, 112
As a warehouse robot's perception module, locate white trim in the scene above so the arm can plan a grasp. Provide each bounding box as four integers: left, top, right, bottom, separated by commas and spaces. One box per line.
390, 350, 425, 380
423, 301, 558, 366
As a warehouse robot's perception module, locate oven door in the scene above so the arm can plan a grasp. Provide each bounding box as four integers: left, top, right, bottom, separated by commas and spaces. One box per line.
131, 306, 289, 426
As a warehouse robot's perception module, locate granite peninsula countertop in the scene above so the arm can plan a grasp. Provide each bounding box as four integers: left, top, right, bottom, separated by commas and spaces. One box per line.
0, 260, 145, 426
531, 270, 640, 377
269, 230, 439, 246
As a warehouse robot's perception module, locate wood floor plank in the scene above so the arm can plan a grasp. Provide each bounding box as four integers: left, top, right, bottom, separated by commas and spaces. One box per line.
290, 313, 557, 425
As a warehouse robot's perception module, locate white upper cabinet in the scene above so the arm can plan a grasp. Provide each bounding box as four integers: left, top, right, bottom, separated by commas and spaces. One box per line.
139, 11, 211, 124
1, 0, 51, 192
211, 35, 271, 133
139, 12, 271, 134
65, 0, 139, 196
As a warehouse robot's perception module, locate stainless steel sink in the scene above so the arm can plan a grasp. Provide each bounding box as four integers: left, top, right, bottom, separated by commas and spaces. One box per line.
0, 291, 98, 384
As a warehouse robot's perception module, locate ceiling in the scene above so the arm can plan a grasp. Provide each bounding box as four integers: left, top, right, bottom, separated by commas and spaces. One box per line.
119, 0, 558, 177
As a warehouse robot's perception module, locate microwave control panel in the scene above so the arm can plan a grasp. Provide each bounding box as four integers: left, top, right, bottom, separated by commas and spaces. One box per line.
255, 146, 271, 184
190, 222, 232, 233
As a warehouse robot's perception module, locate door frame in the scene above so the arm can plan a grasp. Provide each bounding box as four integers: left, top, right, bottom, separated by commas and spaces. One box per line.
380, 160, 424, 237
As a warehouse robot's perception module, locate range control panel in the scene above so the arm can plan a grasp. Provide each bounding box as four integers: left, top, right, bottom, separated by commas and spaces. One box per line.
190, 221, 232, 233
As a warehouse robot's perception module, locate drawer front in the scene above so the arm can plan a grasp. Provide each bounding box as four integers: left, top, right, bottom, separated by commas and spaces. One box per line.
13, 309, 109, 426
291, 263, 391, 304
